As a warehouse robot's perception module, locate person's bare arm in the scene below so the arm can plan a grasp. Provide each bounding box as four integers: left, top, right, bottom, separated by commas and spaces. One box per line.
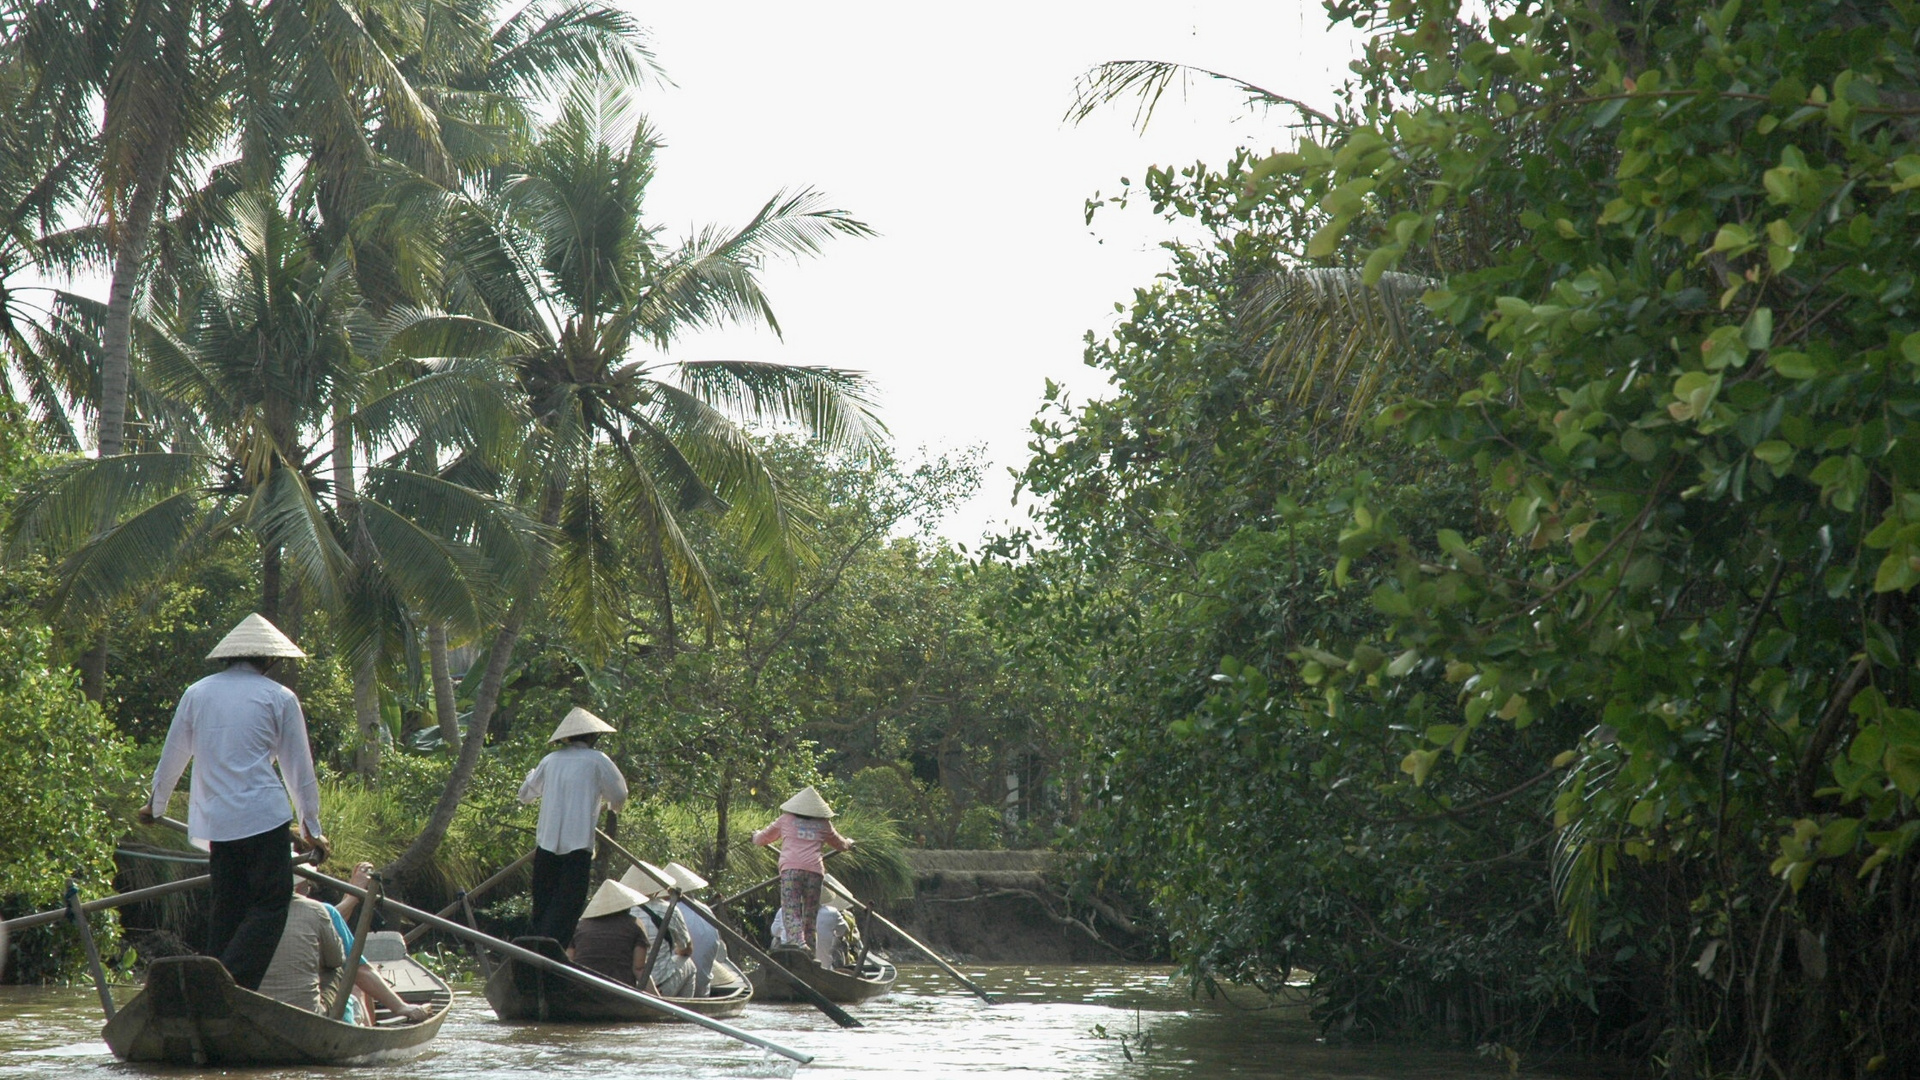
336, 863, 374, 920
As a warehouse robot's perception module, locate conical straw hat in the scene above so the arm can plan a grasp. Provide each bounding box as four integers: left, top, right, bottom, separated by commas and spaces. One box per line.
665, 861, 708, 893
580, 878, 649, 920
619, 860, 675, 898
822, 872, 855, 908
779, 785, 834, 818
548, 706, 615, 743
206, 614, 306, 660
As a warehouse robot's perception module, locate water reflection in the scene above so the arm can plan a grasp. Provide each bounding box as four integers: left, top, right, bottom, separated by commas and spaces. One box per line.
0, 965, 1604, 1079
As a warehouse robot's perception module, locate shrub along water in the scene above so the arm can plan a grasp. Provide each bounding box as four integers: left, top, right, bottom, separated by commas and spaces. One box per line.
1029, 1, 1920, 1075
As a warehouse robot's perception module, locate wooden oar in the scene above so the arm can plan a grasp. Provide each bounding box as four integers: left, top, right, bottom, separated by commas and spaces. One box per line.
831, 881, 996, 1004
403, 850, 534, 945
594, 828, 865, 1030
2, 874, 209, 934
65, 879, 116, 1019
151, 818, 813, 1064
327, 873, 380, 1021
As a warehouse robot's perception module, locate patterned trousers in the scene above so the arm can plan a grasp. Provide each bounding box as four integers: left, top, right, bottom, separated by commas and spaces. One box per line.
778, 868, 823, 948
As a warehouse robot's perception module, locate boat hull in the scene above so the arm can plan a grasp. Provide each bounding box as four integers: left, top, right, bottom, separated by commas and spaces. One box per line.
746, 946, 895, 1004
103, 954, 450, 1066
483, 936, 753, 1022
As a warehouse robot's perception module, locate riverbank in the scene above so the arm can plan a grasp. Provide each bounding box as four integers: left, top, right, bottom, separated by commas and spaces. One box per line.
869, 851, 1151, 964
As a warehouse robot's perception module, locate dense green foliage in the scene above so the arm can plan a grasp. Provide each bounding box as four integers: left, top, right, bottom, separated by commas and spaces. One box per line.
1026, 0, 1920, 1075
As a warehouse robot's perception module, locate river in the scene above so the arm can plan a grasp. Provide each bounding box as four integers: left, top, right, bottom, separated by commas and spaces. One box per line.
0, 964, 1609, 1079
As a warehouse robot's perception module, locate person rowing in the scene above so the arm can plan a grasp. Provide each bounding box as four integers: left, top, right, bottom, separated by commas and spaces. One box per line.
518, 707, 629, 946
752, 786, 854, 955
139, 614, 329, 992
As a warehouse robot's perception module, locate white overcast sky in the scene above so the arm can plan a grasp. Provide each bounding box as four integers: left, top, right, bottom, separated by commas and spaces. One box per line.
624, 1, 1365, 543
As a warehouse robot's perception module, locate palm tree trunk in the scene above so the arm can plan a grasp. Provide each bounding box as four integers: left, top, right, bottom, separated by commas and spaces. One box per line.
84, 164, 165, 704
96, 175, 161, 458
383, 598, 528, 882
385, 488, 557, 881
336, 398, 383, 779
428, 623, 460, 752
263, 545, 282, 620
352, 649, 381, 780
80, 631, 110, 702
709, 764, 733, 882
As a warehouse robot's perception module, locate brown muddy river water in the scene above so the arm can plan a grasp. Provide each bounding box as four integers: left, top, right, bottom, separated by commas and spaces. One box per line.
0, 964, 1608, 1079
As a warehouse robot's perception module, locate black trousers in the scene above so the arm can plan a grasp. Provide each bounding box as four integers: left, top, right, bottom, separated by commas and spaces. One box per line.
206, 821, 293, 991
528, 847, 593, 946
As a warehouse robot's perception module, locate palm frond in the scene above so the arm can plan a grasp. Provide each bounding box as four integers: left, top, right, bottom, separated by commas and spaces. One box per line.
1241, 266, 1442, 442
5, 452, 208, 558
674, 360, 884, 457
1065, 59, 1340, 131
46, 488, 209, 613
243, 464, 350, 610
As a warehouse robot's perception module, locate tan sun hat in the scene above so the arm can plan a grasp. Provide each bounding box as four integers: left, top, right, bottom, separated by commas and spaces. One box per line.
618, 860, 675, 898
822, 872, 856, 908
665, 861, 708, 893
207, 613, 306, 661
779, 785, 834, 818
581, 878, 650, 920
548, 706, 615, 743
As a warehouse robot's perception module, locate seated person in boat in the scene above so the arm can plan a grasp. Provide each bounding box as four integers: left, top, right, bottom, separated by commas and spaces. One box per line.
768, 896, 861, 969
298, 868, 433, 1024
618, 863, 698, 997
819, 876, 866, 969
663, 862, 729, 995
568, 878, 653, 987
256, 879, 343, 1013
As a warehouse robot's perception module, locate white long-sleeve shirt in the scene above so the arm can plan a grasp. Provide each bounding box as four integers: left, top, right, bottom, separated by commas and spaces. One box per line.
149, 663, 323, 847
517, 744, 628, 854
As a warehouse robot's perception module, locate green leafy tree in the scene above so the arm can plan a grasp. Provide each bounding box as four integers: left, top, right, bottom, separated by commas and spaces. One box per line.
1052, 0, 1920, 1074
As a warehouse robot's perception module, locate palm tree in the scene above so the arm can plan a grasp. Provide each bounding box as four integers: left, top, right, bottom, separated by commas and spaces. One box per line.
299, 0, 654, 767
0, 49, 105, 451
386, 77, 883, 878
5, 190, 538, 760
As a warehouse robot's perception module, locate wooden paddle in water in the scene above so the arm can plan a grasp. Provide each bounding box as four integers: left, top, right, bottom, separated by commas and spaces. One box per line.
594, 828, 865, 1030
828, 877, 997, 1004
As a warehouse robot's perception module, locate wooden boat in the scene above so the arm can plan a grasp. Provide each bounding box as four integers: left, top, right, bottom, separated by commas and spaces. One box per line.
746, 945, 896, 1004
483, 935, 754, 1022
103, 930, 453, 1066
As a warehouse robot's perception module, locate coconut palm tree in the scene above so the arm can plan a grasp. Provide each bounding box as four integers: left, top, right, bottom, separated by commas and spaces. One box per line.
386, 77, 883, 878
0, 49, 105, 451
5, 190, 538, 762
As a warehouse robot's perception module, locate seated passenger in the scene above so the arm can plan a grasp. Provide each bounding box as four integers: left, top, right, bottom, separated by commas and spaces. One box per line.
256, 880, 343, 1013
301, 867, 434, 1024
568, 878, 653, 987
664, 862, 728, 996
619, 862, 697, 997
818, 876, 865, 970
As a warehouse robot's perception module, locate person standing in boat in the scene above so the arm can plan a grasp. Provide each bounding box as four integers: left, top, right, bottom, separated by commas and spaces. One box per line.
518, 707, 629, 945
138, 614, 329, 992
752, 786, 854, 954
